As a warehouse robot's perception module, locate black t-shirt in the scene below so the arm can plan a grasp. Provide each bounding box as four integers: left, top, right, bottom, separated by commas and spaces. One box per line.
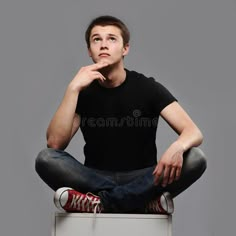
76, 69, 177, 171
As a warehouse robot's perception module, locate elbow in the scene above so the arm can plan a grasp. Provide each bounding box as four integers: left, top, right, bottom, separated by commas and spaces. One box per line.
47, 136, 67, 150
196, 127, 204, 146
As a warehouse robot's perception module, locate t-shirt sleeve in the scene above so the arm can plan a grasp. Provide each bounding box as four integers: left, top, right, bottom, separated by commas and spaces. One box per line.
151, 78, 178, 114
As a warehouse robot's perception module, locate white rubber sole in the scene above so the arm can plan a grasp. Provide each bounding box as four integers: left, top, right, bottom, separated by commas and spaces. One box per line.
160, 192, 174, 214
54, 187, 73, 211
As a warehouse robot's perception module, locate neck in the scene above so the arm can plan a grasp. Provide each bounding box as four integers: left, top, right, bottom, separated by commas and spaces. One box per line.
99, 62, 126, 88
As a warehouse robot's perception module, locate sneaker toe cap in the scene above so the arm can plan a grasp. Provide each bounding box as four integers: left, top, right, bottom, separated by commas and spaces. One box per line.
54, 187, 72, 211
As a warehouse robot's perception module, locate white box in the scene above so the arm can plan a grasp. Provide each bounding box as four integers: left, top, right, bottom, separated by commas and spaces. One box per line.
52, 212, 172, 236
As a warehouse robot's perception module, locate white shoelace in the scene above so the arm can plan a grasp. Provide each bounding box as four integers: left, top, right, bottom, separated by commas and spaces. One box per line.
69, 192, 101, 214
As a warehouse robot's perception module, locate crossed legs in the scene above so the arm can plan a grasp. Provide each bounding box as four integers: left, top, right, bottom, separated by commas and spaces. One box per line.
35, 147, 206, 212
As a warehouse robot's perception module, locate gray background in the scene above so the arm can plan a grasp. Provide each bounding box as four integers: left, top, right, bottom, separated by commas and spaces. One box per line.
0, 0, 235, 235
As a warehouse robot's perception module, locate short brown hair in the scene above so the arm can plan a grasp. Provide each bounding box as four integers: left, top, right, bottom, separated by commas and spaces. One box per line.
85, 15, 130, 48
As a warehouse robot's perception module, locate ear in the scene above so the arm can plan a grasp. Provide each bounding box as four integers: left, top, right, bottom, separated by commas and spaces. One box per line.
122, 43, 130, 56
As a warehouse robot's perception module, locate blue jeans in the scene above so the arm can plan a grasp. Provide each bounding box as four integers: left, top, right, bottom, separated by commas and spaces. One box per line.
35, 148, 206, 213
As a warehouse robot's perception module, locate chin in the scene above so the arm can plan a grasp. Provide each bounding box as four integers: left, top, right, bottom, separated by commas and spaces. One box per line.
99, 58, 111, 64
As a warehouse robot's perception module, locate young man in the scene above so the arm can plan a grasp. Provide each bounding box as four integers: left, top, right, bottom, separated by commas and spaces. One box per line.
35, 15, 206, 214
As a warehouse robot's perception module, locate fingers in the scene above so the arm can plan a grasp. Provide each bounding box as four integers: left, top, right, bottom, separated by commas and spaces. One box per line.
92, 71, 106, 82
153, 164, 163, 186
168, 167, 176, 185
81, 62, 108, 82
175, 166, 182, 181
88, 61, 109, 71
163, 165, 182, 186
162, 166, 171, 187
153, 164, 182, 187
71, 62, 109, 92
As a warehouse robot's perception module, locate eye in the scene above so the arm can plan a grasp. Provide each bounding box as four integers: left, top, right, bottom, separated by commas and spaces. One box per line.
93, 37, 101, 42
109, 37, 116, 42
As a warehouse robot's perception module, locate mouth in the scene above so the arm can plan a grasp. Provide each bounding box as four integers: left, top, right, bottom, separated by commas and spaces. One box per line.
99, 53, 110, 57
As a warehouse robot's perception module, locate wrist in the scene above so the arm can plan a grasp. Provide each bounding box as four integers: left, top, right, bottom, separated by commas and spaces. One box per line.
67, 82, 81, 94
173, 140, 187, 153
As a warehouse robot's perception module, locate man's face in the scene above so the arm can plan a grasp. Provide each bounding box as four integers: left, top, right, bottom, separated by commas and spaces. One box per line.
88, 25, 129, 65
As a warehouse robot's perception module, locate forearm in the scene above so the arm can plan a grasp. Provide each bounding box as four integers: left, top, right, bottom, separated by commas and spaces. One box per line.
47, 85, 79, 149
154, 124, 203, 186
174, 124, 203, 152
46, 62, 109, 149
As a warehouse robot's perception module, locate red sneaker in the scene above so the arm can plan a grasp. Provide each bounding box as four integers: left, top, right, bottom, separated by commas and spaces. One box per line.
54, 187, 103, 213
145, 192, 174, 214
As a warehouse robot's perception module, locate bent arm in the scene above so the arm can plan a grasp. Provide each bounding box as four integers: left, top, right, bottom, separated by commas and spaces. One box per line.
153, 101, 203, 186
46, 62, 109, 150
160, 101, 203, 151
46, 85, 80, 150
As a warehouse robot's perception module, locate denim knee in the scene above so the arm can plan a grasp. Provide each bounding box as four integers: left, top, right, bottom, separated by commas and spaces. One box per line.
185, 147, 207, 175
35, 148, 56, 174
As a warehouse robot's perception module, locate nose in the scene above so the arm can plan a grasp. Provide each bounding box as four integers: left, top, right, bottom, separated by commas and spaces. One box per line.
100, 39, 108, 49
